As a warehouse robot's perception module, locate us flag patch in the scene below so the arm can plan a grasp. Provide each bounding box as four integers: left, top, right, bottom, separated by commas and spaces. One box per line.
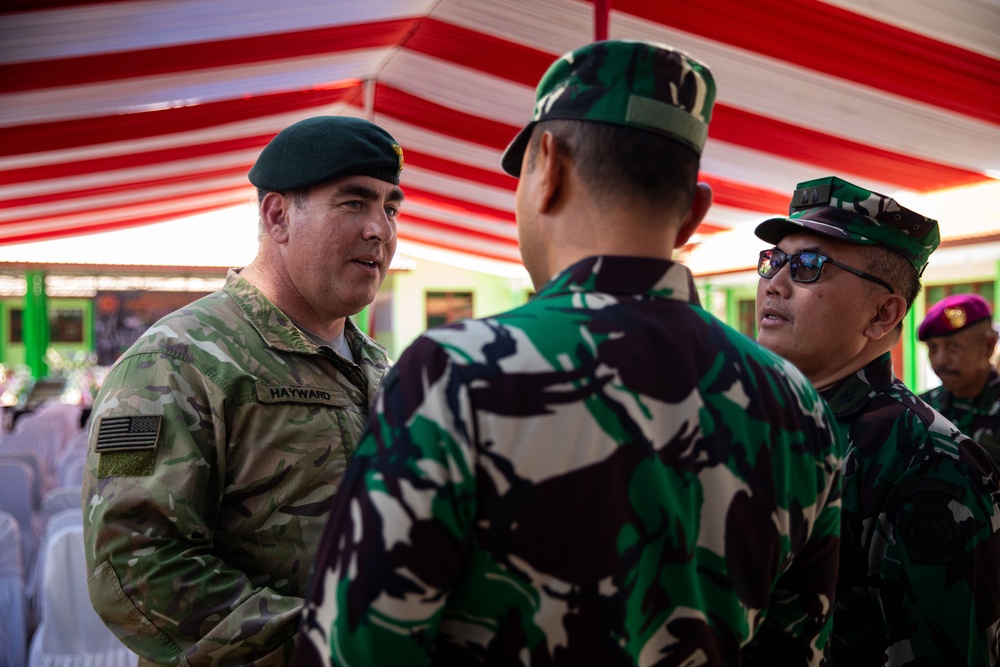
95, 416, 161, 452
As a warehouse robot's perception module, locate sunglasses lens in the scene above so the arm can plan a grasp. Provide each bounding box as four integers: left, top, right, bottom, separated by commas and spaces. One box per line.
758, 250, 783, 277
790, 253, 822, 282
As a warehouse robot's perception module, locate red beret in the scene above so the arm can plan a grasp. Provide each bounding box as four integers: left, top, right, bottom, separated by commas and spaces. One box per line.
918, 293, 993, 341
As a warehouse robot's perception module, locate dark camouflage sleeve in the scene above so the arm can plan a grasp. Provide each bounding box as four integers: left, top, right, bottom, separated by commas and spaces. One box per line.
834, 404, 1000, 664
83, 352, 302, 665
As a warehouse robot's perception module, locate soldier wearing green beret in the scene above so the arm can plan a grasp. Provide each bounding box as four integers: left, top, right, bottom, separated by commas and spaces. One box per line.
82, 115, 404, 665
296, 41, 842, 666
754, 176, 1000, 665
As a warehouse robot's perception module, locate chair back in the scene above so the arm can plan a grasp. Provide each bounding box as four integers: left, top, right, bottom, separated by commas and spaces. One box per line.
27, 519, 136, 667
0, 511, 27, 667
0, 459, 39, 578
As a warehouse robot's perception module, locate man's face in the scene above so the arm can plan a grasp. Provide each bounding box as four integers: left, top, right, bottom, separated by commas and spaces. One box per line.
755, 231, 886, 385
925, 322, 998, 398
282, 175, 402, 320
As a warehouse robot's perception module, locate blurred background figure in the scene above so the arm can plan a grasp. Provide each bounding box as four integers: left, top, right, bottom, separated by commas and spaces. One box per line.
918, 293, 1000, 463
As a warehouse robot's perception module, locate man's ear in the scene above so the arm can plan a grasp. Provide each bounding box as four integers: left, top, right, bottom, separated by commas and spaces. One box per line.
864, 293, 908, 341
535, 131, 564, 214
674, 182, 713, 248
260, 192, 291, 243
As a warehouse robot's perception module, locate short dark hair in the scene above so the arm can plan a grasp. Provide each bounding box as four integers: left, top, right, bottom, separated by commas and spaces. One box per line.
256, 187, 307, 207
526, 120, 700, 220
858, 244, 922, 334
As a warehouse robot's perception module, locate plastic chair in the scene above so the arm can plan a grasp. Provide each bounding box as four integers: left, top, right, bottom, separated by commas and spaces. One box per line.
16, 401, 83, 454
0, 511, 27, 667
41, 487, 82, 525
0, 459, 40, 582
57, 451, 88, 489
27, 520, 136, 667
1, 433, 60, 495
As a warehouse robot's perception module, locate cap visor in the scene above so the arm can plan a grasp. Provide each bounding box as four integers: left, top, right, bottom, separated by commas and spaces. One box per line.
754, 214, 875, 246
500, 124, 534, 177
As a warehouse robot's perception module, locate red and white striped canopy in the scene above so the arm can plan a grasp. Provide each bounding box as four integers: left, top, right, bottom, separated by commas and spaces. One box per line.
3, 0, 998, 269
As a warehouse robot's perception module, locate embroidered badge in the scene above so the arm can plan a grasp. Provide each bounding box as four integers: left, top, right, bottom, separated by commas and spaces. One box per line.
392, 142, 404, 173
943, 307, 967, 330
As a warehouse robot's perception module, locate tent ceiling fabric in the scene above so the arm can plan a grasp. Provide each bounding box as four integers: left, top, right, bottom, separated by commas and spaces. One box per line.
2, 0, 998, 270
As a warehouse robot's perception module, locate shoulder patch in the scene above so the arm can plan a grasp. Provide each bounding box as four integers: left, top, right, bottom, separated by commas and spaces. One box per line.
95, 416, 161, 452
900, 504, 957, 564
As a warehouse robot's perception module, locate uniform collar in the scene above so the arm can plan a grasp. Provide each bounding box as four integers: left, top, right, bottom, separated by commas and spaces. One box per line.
537, 256, 701, 306
820, 351, 895, 418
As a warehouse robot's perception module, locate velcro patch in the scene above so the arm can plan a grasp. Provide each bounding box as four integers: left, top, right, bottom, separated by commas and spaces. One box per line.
95, 416, 161, 452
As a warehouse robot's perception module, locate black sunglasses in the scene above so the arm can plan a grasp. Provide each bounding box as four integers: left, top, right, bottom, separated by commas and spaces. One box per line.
758, 248, 894, 294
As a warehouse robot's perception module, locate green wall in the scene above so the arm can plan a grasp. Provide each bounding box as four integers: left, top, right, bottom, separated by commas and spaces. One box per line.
372, 258, 531, 359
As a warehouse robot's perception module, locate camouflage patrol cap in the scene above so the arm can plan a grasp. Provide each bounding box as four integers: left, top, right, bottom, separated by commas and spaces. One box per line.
249, 116, 404, 191
754, 176, 940, 275
500, 40, 716, 177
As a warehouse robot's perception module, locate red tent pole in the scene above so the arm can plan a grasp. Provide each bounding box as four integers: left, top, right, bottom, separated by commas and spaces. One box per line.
594, 0, 610, 41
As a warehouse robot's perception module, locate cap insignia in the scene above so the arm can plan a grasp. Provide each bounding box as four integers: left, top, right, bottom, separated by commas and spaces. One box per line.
944, 307, 967, 330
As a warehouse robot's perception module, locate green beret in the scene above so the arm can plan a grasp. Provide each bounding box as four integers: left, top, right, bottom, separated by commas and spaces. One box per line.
754, 176, 940, 275
501, 40, 716, 177
248, 116, 404, 191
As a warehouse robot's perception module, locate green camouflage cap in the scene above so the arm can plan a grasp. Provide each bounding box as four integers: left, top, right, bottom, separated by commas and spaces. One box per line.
500, 40, 716, 177
754, 176, 940, 274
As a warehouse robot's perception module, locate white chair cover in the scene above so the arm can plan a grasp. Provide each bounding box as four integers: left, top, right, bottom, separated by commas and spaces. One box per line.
42, 487, 82, 524
16, 401, 83, 453
27, 508, 83, 631
1, 433, 60, 495
0, 511, 27, 667
0, 446, 44, 510
58, 452, 88, 489
27, 520, 136, 667
0, 459, 40, 581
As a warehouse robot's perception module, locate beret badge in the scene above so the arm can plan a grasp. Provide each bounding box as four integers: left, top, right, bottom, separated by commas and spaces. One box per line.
392, 143, 404, 174
944, 307, 967, 330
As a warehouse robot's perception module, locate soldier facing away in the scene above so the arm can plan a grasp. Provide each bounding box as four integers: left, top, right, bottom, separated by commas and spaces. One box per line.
754, 176, 1000, 665
295, 40, 843, 666
82, 115, 403, 665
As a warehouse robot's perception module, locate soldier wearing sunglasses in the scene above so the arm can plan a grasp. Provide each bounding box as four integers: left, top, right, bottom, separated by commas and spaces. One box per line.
754, 176, 1000, 666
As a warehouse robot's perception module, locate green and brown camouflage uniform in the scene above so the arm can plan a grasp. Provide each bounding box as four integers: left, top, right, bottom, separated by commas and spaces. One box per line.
82, 269, 391, 666
295, 256, 843, 666
920, 370, 1000, 465
824, 353, 1000, 665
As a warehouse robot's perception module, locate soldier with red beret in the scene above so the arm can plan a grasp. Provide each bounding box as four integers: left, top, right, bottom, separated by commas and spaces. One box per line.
919, 293, 1000, 463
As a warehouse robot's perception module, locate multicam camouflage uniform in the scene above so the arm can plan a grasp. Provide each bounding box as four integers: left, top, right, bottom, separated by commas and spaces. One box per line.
296, 256, 843, 666
823, 353, 1000, 665
920, 370, 1000, 465
82, 269, 391, 666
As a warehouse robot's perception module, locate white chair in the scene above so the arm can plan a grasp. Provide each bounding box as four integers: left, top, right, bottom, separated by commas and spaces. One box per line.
16, 401, 83, 454
58, 455, 87, 489
27, 508, 83, 632
0, 511, 27, 667
41, 487, 82, 525
0, 449, 44, 510
1, 433, 60, 495
27, 520, 136, 667
0, 459, 40, 582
